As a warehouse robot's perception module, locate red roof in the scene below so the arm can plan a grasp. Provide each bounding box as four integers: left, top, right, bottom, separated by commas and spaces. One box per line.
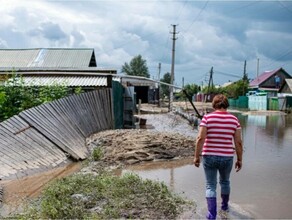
249, 68, 282, 87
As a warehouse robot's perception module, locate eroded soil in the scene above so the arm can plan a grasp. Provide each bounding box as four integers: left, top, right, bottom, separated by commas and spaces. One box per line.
85, 129, 195, 171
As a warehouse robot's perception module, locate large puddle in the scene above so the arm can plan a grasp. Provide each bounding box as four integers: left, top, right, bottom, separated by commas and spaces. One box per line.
124, 113, 292, 219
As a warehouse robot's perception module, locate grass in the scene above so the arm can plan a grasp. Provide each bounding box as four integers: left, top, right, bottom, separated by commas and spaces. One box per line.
92, 147, 103, 161
13, 171, 194, 219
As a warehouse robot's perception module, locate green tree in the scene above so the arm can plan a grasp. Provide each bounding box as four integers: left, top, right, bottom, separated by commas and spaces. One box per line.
174, 83, 200, 101
121, 55, 150, 78
183, 84, 200, 97
160, 72, 171, 97
224, 79, 249, 98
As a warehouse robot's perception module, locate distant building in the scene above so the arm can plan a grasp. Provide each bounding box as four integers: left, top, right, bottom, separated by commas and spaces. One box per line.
0, 48, 98, 68
249, 67, 291, 96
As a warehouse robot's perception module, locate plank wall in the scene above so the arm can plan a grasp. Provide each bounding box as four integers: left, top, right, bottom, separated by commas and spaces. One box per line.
0, 89, 114, 179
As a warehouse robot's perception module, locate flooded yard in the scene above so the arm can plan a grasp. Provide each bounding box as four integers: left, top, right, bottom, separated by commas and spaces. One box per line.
124, 112, 292, 219
1, 110, 292, 219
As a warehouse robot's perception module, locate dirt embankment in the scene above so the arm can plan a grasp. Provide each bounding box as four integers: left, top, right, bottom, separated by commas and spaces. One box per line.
84, 111, 197, 172
86, 129, 195, 168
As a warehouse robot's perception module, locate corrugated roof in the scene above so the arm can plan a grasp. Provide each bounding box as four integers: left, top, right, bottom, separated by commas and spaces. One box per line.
0, 48, 96, 68
249, 68, 281, 87
0, 49, 39, 67
20, 75, 110, 87
19, 75, 157, 87
118, 75, 157, 87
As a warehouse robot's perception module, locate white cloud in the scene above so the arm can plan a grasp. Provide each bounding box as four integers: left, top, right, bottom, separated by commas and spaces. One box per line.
0, 0, 291, 85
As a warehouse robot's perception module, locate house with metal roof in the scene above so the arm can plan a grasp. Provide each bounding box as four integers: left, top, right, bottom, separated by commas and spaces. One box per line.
0, 48, 160, 128
0, 48, 157, 89
0, 48, 97, 68
249, 67, 291, 93
248, 68, 292, 111
0, 48, 118, 88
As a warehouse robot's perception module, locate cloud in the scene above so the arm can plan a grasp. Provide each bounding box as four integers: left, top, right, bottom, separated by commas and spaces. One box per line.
70, 29, 86, 48
0, 0, 291, 85
0, 39, 8, 49
29, 21, 67, 41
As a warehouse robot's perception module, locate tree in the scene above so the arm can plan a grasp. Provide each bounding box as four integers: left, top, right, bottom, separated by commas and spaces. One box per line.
121, 55, 150, 78
183, 84, 200, 97
242, 60, 248, 81
160, 72, 171, 97
224, 79, 249, 98
175, 83, 200, 100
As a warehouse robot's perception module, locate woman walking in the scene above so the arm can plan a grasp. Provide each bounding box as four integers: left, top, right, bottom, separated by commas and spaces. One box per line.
194, 94, 243, 219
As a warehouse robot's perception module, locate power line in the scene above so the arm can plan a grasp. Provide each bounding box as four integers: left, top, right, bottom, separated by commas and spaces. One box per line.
278, 1, 292, 14
215, 70, 241, 79
261, 46, 292, 69
174, 0, 189, 23
182, 0, 209, 34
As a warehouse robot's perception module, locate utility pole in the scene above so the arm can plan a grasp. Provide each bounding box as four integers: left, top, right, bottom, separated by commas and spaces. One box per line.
242, 60, 247, 96
158, 63, 161, 106
182, 77, 184, 88
169, 24, 178, 111
206, 67, 213, 102
256, 58, 259, 82
243, 60, 247, 80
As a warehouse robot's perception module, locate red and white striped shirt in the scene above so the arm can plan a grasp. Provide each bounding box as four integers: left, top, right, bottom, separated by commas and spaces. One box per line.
200, 111, 241, 157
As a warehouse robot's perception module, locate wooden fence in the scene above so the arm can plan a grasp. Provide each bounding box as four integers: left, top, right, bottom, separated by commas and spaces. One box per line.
0, 89, 114, 179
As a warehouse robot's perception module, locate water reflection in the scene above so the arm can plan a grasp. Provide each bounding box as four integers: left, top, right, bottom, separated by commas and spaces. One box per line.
124, 113, 292, 219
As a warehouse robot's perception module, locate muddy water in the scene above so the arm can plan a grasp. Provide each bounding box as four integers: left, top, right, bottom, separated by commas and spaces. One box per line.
124, 113, 292, 219
0, 162, 81, 217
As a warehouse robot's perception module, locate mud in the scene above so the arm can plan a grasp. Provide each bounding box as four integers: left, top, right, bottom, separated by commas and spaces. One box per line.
0, 162, 81, 217
86, 128, 195, 168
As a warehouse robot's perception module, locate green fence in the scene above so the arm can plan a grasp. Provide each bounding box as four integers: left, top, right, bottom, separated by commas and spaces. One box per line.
112, 81, 124, 129
228, 96, 248, 109
268, 97, 279, 110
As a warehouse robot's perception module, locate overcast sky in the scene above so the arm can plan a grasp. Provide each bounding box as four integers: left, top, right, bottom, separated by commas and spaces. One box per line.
1, 0, 292, 86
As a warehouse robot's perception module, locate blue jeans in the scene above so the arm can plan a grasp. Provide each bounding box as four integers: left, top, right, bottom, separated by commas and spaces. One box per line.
203, 155, 234, 198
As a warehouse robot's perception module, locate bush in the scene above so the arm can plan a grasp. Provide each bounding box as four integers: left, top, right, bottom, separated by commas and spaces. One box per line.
92, 147, 103, 161
14, 172, 193, 219
0, 73, 84, 122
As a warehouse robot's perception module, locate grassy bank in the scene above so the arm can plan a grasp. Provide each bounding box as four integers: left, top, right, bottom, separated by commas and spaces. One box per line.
13, 171, 194, 219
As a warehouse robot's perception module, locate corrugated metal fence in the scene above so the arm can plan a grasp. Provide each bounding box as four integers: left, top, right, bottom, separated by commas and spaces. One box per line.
248, 95, 268, 110
0, 89, 114, 179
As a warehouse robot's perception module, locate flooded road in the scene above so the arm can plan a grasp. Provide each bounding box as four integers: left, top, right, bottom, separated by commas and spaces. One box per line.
125, 113, 292, 219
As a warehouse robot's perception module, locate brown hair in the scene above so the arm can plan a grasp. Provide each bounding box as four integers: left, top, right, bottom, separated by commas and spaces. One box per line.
212, 94, 229, 109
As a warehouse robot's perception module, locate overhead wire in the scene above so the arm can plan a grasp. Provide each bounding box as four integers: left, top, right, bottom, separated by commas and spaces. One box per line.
181, 0, 209, 35
278, 1, 292, 14
93, 1, 290, 85
260, 46, 292, 69
156, 1, 191, 78
214, 70, 242, 79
